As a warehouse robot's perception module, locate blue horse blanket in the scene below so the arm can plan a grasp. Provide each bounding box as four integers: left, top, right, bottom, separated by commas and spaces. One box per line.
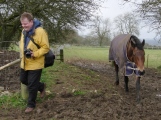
109, 34, 140, 76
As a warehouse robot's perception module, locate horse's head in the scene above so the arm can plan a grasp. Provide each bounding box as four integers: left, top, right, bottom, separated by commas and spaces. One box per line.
127, 35, 145, 75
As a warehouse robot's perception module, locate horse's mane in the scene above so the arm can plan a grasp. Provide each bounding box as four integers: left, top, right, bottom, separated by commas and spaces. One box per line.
130, 35, 144, 50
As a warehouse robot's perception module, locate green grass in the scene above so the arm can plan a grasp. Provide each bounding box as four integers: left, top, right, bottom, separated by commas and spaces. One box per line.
144, 49, 161, 68
0, 93, 27, 109
64, 46, 161, 68
73, 90, 86, 96
40, 67, 56, 89
8, 43, 19, 52
64, 46, 109, 62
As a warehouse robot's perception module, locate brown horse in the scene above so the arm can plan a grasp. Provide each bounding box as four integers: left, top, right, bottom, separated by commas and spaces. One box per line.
109, 34, 145, 103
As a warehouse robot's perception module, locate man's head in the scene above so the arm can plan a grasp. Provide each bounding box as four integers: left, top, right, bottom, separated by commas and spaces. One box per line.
20, 12, 34, 32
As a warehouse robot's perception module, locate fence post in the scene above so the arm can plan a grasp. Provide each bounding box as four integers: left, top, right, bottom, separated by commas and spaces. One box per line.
60, 49, 64, 62
21, 83, 28, 100
146, 54, 149, 68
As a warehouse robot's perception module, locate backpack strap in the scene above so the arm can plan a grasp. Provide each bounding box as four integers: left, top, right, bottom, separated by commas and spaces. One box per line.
29, 36, 40, 49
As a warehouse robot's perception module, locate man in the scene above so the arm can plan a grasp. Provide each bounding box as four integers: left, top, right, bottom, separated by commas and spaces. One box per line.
19, 12, 49, 113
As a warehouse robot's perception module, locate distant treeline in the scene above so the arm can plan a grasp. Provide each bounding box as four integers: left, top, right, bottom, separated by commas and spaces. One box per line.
145, 46, 161, 49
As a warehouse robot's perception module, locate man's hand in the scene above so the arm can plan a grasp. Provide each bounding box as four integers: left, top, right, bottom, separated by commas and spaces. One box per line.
31, 51, 35, 58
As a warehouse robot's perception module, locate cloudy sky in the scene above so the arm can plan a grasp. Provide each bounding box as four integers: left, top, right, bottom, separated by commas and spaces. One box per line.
78, 0, 156, 40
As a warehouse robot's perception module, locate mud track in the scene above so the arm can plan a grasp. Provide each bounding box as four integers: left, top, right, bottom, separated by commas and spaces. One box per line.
0, 53, 161, 119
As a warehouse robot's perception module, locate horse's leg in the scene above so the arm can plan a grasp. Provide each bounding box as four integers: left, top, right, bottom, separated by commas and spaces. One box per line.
124, 76, 129, 92
136, 77, 141, 103
113, 61, 119, 85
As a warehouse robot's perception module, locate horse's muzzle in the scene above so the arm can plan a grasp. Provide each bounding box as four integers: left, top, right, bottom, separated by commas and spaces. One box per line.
138, 70, 145, 75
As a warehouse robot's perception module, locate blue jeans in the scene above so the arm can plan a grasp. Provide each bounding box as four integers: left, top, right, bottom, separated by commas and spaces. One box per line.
20, 69, 44, 108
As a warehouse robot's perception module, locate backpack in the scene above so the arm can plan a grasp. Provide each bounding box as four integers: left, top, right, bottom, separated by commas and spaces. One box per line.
29, 36, 55, 68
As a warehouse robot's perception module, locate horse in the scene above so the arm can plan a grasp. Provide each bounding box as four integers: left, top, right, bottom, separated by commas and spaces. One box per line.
109, 34, 145, 103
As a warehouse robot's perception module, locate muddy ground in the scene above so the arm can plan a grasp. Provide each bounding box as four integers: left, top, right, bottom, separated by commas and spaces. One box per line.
0, 51, 161, 120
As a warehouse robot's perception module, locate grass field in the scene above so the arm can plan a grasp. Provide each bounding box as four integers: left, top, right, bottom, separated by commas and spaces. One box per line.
64, 46, 161, 69
64, 46, 109, 62
5, 43, 161, 68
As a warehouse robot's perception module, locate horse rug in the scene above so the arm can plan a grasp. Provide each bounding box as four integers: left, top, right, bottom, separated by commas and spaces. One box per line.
109, 34, 140, 76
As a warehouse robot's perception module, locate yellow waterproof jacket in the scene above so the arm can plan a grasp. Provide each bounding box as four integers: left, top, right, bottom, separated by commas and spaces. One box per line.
19, 27, 49, 70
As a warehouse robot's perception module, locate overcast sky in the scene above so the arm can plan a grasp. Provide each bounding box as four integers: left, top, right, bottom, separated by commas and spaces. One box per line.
78, 0, 156, 40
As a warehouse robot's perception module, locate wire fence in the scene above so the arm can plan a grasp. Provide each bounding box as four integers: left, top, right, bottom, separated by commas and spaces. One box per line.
145, 54, 161, 68
0, 43, 161, 94
64, 46, 161, 69
145, 46, 161, 50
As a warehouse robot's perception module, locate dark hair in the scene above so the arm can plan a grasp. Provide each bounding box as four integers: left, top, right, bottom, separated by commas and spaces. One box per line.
20, 12, 33, 21
130, 35, 144, 50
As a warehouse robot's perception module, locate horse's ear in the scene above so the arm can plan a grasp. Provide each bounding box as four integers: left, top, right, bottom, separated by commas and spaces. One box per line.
142, 39, 145, 46
130, 38, 136, 47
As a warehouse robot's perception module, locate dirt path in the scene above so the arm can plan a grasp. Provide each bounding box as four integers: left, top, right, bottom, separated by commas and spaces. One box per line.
0, 58, 161, 120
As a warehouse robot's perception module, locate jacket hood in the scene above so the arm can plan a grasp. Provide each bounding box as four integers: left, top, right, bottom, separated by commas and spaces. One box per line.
23, 19, 41, 36
33, 19, 41, 29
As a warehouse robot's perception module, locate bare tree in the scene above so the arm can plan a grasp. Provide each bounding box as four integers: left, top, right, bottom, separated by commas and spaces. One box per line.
123, 0, 161, 40
92, 16, 111, 46
114, 12, 140, 36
